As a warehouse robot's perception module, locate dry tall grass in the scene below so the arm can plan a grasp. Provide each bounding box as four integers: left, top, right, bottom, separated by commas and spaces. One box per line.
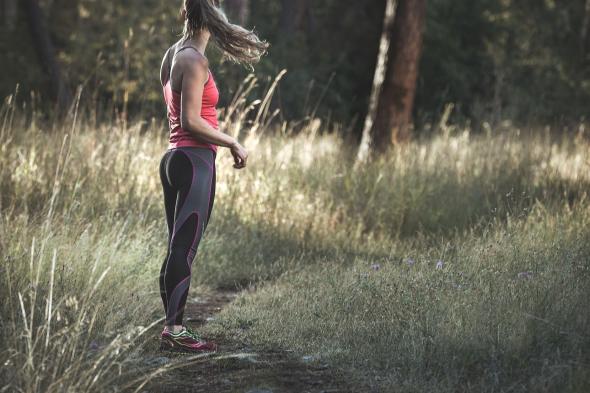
1, 77, 589, 391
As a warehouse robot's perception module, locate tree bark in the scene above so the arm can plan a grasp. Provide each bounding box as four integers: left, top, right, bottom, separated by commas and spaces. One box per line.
581, 0, 590, 58
3, 0, 18, 31
23, 0, 72, 110
356, 0, 398, 162
224, 0, 249, 25
357, 0, 426, 161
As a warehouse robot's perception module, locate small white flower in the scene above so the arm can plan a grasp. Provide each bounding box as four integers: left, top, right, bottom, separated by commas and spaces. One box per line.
436, 260, 444, 269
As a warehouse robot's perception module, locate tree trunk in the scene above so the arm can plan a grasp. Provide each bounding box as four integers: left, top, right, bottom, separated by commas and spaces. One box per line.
379, 0, 426, 146
581, 0, 590, 58
224, 0, 249, 25
3, 0, 18, 31
357, 0, 426, 161
280, 0, 309, 35
356, 0, 398, 162
23, 0, 72, 110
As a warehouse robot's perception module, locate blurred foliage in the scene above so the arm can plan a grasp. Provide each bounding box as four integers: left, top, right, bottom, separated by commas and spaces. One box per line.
417, 0, 590, 125
1, 0, 589, 129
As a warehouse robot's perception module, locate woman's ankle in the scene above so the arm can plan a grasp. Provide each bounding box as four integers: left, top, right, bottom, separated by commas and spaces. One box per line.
165, 325, 184, 334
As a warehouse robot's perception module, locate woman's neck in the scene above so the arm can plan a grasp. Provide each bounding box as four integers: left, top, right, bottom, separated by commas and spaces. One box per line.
182, 33, 210, 58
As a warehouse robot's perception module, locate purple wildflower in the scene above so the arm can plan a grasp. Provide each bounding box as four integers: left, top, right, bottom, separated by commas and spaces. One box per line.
371, 263, 381, 271
517, 271, 533, 279
436, 260, 444, 269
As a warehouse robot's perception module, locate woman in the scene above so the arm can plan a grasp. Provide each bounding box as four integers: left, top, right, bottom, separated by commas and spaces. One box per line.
158, 0, 268, 352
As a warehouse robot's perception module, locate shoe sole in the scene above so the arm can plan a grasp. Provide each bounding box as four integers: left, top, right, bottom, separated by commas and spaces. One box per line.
159, 336, 218, 353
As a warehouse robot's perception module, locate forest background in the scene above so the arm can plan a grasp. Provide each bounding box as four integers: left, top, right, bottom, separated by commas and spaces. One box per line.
2, 0, 590, 133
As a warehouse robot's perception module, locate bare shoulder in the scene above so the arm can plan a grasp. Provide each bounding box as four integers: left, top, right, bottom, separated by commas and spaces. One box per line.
175, 48, 209, 81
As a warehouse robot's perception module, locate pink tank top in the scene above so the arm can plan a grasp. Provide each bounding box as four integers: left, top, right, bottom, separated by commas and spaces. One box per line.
163, 68, 220, 153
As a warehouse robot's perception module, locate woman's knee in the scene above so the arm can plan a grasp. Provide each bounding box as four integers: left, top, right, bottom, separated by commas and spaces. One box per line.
165, 247, 192, 276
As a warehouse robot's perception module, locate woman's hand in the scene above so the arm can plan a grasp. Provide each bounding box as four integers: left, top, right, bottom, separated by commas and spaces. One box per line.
230, 141, 248, 169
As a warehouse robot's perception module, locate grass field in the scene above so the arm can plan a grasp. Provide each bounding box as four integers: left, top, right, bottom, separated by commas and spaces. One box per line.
1, 93, 589, 392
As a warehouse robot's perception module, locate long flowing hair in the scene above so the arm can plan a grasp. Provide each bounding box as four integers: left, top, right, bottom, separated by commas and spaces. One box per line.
182, 0, 268, 66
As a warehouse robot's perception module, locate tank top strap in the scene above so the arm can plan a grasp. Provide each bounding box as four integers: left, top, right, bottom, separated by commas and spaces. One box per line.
173, 45, 211, 84
175, 45, 200, 55
174, 45, 209, 62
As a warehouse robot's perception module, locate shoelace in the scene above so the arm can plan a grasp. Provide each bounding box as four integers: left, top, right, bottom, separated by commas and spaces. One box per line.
183, 326, 203, 341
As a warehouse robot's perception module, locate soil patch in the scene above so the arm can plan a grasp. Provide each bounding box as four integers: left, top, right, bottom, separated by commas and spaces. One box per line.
135, 290, 373, 393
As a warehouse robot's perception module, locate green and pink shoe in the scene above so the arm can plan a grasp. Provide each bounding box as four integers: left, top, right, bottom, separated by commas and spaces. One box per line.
160, 326, 218, 353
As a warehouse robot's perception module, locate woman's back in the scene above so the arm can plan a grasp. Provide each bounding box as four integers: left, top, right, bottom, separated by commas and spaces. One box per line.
161, 44, 220, 152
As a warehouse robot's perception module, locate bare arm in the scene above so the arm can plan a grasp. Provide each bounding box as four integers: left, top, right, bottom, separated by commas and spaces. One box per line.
180, 57, 237, 148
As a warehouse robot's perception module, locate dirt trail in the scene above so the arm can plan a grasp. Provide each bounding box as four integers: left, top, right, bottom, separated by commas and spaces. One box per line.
137, 290, 371, 393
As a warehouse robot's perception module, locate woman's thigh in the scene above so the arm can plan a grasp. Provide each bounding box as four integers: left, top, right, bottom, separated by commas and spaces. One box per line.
167, 147, 216, 251
159, 150, 176, 241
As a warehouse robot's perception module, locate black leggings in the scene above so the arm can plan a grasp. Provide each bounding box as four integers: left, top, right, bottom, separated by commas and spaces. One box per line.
159, 146, 216, 326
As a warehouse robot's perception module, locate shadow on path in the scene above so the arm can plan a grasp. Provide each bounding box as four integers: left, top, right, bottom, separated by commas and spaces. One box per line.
136, 290, 371, 393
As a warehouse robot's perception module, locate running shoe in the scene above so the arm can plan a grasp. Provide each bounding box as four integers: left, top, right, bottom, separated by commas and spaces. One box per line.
184, 325, 204, 341
160, 326, 218, 353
